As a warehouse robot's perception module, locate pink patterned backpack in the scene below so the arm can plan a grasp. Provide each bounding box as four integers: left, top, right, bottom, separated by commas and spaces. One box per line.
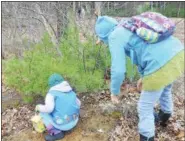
119, 12, 175, 43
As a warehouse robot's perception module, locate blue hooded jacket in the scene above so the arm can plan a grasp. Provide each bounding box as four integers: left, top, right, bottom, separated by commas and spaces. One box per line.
39, 74, 80, 131
95, 16, 184, 95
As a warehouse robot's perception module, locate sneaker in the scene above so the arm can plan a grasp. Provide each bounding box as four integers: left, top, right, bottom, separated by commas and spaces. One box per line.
45, 131, 64, 141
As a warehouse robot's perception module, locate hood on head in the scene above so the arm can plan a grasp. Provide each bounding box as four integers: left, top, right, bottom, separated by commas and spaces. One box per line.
48, 73, 64, 88
95, 16, 118, 44
50, 81, 72, 93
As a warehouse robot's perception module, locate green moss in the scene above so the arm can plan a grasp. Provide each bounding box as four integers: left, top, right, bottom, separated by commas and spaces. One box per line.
110, 111, 122, 118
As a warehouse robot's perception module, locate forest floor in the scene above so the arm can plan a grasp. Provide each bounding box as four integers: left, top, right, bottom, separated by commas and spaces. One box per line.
2, 76, 185, 141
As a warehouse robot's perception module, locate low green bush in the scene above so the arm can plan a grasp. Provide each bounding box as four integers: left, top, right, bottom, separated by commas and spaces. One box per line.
3, 16, 139, 103
3, 23, 111, 103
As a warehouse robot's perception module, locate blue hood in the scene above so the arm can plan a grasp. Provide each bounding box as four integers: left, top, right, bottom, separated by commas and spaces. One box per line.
48, 73, 64, 88
95, 16, 118, 44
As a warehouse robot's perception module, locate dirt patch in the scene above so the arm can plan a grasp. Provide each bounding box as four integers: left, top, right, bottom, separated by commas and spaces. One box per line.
2, 87, 21, 112
2, 92, 118, 141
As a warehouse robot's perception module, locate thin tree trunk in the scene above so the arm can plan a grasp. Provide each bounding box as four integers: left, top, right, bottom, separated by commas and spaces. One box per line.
82, 48, 86, 72
163, 2, 166, 10
35, 3, 62, 57
177, 2, 181, 17
73, 2, 76, 13
56, 2, 61, 41
108, 2, 110, 12
150, 2, 153, 11
95, 2, 102, 16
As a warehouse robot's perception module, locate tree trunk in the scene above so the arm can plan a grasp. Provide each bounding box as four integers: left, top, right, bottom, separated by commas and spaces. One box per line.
73, 1, 76, 13
150, 2, 153, 11
108, 2, 110, 12
55, 2, 69, 41
35, 3, 62, 57
56, 2, 61, 40
177, 2, 181, 17
95, 2, 102, 16
163, 2, 166, 10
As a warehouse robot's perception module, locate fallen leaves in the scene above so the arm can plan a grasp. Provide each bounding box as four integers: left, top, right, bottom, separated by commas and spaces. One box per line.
2, 75, 184, 141
109, 116, 138, 141
176, 130, 185, 140
167, 121, 185, 140
2, 105, 34, 137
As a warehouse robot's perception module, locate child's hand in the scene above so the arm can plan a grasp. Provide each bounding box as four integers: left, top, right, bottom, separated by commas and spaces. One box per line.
111, 95, 120, 104
137, 78, 142, 92
35, 105, 40, 112
96, 39, 101, 45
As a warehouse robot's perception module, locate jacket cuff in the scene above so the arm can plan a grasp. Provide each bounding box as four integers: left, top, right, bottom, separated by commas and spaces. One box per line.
111, 89, 120, 96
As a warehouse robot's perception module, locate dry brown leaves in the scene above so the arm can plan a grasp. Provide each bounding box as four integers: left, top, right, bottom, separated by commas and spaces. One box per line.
109, 113, 185, 141
2, 105, 34, 137
109, 116, 139, 141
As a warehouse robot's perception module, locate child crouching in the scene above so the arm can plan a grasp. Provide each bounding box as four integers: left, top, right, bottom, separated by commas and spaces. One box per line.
35, 73, 81, 141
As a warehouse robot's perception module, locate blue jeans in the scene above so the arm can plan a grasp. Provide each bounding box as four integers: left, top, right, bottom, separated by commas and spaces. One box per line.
137, 84, 173, 138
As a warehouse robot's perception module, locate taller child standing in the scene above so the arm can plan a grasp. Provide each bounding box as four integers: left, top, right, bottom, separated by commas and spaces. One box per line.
95, 13, 184, 141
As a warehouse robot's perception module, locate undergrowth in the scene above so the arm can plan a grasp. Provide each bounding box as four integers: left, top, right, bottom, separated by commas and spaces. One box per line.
3, 15, 139, 103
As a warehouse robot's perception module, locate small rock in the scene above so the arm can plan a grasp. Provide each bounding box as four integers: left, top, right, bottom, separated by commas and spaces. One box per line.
80, 109, 87, 118
99, 102, 117, 114
97, 129, 104, 133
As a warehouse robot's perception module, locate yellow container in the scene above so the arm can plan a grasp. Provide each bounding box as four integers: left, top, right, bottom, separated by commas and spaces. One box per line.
31, 114, 45, 133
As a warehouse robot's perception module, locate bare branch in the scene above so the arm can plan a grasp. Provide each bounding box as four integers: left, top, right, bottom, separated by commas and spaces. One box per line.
34, 3, 62, 57
18, 6, 55, 18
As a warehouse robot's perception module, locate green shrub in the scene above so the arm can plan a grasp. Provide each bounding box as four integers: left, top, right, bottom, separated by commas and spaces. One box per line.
125, 57, 140, 82
3, 24, 111, 103
3, 15, 139, 103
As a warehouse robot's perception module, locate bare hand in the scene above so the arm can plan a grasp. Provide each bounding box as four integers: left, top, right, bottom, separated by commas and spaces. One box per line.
137, 78, 142, 92
111, 95, 120, 104
96, 39, 101, 45
35, 105, 40, 112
